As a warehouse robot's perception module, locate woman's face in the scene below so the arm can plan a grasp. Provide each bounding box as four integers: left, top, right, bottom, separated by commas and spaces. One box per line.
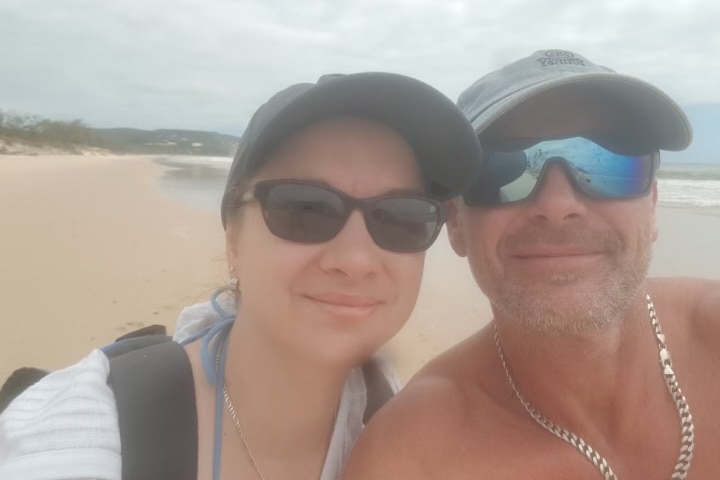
225, 117, 427, 367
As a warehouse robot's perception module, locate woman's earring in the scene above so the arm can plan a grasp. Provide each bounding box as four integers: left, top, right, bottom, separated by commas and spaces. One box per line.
228, 266, 239, 292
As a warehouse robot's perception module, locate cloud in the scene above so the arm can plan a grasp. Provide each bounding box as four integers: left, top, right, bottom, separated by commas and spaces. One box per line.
0, 0, 718, 132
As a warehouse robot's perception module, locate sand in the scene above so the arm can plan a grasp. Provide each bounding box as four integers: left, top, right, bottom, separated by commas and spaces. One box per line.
0, 155, 227, 383
1, 155, 719, 383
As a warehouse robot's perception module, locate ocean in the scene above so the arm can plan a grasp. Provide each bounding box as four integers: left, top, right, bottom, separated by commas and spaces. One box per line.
154, 156, 720, 211
155, 156, 230, 210
657, 163, 720, 209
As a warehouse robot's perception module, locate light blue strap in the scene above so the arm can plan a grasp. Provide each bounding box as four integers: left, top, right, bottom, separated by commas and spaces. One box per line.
201, 318, 233, 385
191, 288, 235, 480
211, 326, 231, 480
178, 288, 236, 348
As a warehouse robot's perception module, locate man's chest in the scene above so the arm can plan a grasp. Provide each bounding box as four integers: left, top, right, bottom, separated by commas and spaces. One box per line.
431, 406, 718, 480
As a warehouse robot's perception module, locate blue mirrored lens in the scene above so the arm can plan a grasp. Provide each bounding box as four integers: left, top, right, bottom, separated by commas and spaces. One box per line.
463, 136, 656, 205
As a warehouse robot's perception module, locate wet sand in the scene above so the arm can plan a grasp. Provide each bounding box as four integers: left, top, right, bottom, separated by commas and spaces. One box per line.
0, 155, 718, 383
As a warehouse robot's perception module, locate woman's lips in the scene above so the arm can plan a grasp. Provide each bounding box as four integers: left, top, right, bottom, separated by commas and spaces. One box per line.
305, 293, 382, 318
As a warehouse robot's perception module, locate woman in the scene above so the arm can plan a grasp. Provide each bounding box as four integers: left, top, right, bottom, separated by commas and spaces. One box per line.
0, 72, 482, 480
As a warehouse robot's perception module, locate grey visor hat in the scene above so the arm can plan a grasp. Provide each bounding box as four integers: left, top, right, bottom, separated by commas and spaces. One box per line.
221, 72, 484, 227
457, 49, 692, 151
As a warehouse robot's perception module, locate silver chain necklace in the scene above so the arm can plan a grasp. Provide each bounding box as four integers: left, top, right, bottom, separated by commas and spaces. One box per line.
493, 293, 695, 480
216, 338, 338, 480
216, 338, 267, 480
224, 385, 267, 480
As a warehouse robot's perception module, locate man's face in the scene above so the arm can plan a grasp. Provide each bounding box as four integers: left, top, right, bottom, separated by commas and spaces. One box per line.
447, 90, 659, 335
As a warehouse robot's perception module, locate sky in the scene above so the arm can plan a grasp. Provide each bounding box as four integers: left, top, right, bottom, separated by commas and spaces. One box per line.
1, 0, 719, 149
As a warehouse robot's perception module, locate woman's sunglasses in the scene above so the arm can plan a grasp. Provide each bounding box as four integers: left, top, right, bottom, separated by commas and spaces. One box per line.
235, 180, 447, 253
463, 135, 660, 206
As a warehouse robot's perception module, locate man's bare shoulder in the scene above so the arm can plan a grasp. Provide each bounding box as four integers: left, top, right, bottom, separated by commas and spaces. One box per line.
649, 277, 720, 343
344, 329, 506, 480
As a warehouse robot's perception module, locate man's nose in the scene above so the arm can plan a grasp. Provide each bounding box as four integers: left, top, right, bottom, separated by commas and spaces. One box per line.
525, 162, 588, 224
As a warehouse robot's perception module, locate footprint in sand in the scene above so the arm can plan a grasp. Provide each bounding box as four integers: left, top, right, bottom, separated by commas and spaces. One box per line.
117, 321, 146, 331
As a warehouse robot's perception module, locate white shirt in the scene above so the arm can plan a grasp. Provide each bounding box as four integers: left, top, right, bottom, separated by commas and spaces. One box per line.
0, 299, 399, 480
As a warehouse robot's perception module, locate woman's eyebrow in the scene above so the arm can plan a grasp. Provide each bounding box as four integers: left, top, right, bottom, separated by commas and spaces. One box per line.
264, 177, 426, 196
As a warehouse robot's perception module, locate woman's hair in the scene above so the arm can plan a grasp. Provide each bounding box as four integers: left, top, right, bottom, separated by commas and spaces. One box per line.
219, 180, 251, 226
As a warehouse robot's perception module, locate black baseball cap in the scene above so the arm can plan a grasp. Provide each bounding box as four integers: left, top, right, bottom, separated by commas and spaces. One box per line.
221, 72, 483, 227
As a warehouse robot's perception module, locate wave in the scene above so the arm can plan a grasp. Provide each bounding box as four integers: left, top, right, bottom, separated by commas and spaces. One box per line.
658, 178, 720, 208
658, 163, 720, 181
657, 170, 720, 181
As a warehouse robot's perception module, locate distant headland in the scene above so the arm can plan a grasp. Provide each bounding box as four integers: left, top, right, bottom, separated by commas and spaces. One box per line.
0, 108, 240, 156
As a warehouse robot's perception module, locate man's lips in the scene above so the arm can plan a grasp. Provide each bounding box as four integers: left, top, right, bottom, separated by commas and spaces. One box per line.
511, 245, 604, 258
509, 247, 605, 271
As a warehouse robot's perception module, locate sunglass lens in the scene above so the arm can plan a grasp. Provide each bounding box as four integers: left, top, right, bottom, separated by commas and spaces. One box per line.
263, 183, 345, 243
571, 152, 654, 198
464, 151, 532, 204
368, 198, 441, 252
464, 137, 655, 205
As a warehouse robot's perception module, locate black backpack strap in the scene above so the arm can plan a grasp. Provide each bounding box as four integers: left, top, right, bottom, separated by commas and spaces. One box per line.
362, 358, 395, 424
107, 336, 198, 480
0, 367, 49, 414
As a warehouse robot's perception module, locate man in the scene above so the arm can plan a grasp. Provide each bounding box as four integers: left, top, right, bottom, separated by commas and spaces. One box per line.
344, 50, 720, 479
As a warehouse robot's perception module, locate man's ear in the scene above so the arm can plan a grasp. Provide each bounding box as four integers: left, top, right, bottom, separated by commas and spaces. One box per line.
446, 199, 468, 257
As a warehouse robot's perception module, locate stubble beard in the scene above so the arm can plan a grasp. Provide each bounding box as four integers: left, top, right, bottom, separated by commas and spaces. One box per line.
481, 225, 653, 336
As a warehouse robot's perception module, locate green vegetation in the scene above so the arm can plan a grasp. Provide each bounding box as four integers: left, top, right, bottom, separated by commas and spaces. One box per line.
0, 109, 101, 153
0, 108, 239, 156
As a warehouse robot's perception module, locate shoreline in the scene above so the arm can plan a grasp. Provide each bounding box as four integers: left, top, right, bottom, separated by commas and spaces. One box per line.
1, 155, 719, 383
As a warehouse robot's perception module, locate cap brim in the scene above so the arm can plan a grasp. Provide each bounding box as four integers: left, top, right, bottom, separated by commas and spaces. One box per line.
469, 73, 692, 152
249, 73, 482, 199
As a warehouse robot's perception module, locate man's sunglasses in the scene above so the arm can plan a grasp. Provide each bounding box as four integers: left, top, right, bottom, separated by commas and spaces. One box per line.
236, 180, 447, 253
463, 135, 660, 206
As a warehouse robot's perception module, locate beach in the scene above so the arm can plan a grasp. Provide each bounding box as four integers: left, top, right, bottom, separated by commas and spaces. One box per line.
0, 155, 226, 383
1, 155, 719, 383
